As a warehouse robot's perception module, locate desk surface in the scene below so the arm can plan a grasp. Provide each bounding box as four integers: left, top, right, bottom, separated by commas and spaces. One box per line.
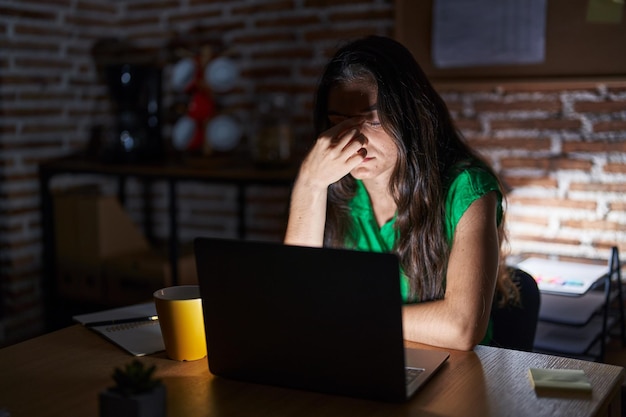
0, 325, 623, 417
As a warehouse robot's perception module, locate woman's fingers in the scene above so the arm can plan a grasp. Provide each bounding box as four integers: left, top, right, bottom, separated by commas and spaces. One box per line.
297, 118, 368, 187
341, 131, 367, 153
346, 147, 367, 165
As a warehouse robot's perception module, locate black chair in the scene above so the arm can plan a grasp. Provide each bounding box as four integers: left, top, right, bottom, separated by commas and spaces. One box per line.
490, 267, 541, 351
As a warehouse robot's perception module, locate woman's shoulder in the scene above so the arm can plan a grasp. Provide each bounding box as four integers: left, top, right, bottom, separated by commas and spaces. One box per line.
443, 159, 504, 241
444, 160, 500, 192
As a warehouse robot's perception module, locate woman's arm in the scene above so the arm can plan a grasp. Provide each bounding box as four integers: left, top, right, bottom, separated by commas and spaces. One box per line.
284, 119, 366, 247
283, 176, 329, 247
402, 191, 500, 351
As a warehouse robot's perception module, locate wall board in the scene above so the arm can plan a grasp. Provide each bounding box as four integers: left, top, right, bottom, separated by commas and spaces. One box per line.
395, 0, 626, 82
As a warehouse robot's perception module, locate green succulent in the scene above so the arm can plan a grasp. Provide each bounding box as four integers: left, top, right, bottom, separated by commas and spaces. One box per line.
110, 360, 163, 397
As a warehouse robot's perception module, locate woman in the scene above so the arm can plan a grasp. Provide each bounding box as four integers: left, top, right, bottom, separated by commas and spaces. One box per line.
284, 35, 518, 351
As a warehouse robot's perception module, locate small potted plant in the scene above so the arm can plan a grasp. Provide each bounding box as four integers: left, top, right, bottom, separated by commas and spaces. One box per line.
99, 359, 166, 417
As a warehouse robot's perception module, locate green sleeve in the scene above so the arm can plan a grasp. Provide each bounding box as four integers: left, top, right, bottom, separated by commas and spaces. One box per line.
444, 166, 502, 345
444, 167, 503, 243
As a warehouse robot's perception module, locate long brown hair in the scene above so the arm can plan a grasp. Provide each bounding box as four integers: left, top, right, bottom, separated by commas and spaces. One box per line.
314, 36, 517, 304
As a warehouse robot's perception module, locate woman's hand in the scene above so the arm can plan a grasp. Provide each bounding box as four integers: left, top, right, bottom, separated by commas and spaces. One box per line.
297, 118, 367, 190
284, 118, 366, 247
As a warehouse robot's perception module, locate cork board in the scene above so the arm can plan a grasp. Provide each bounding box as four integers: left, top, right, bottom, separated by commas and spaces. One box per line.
395, 0, 626, 82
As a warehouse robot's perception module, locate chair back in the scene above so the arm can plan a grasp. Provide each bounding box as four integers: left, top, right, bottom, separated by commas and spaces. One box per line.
490, 267, 541, 351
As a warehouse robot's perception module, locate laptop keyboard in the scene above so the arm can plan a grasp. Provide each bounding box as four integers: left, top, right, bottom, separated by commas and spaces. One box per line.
405, 367, 425, 385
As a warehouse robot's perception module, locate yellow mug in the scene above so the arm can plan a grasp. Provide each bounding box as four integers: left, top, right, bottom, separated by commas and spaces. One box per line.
154, 285, 207, 361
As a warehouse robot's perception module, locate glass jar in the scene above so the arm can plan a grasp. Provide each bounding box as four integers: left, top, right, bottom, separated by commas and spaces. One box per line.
251, 94, 293, 168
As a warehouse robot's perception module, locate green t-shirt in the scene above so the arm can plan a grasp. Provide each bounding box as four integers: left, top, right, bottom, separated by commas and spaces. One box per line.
346, 165, 503, 343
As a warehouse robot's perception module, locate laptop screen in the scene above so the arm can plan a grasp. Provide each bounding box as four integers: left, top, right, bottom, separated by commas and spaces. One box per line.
194, 237, 410, 401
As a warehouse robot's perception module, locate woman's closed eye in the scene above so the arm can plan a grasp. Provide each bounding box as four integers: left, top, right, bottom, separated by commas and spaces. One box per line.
365, 120, 382, 129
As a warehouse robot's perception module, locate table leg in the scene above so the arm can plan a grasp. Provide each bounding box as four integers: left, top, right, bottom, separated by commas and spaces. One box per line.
168, 180, 179, 286
38, 168, 57, 331
237, 184, 246, 239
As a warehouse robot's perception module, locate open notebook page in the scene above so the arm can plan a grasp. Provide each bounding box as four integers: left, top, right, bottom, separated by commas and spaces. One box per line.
73, 302, 165, 356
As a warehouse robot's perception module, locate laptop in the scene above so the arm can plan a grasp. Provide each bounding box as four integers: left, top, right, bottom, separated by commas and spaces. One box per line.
194, 237, 449, 402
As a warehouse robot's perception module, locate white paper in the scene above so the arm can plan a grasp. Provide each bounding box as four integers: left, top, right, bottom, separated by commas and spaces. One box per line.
432, 0, 547, 68
74, 302, 165, 356
516, 257, 608, 295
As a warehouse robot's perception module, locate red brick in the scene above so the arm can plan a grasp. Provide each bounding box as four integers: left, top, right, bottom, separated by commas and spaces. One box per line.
467, 136, 551, 151
443, 100, 463, 113
592, 240, 626, 254
76, 0, 116, 13
500, 157, 593, 171
508, 233, 581, 246
20, 123, 75, 135
64, 15, 116, 27
25, 0, 71, 6
0, 6, 56, 20
126, 30, 173, 43
241, 66, 292, 79
167, 9, 223, 24
0, 125, 17, 135
610, 201, 626, 211
490, 119, 582, 131
570, 182, 626, 193
251, 47, 314, 60
500, 157, 551, 170
305, 0, 372, 6
557, 255, 607, 265
329, 9, 394, 22
604, 163, 626, 174
507, 196, 596, 210
434, 80, 608, 94
434, 82, 497, 93
0, 39, 60, 53
454, 118, 481, 131
0, 107, 64, 117
562, 219, 625, 231
574, 100, 626, 114
14, 23, 70, 37
303, 27, 384, 43
499, 82, 598, 94
19, 92, 74, 101
607, 84, 626, 94
256, 15, 321, 28
14, 57, 73, 70
125, 0, 181, 12
552, 158, 593, 171
233, 1, 294, 14
233, 32, 296, 45
502, 176, 558, 189
593, 120, 626, 133
473, 100, 561, 113
10, 140, 68, 153
506, 213, 550, 226
563, 140, 626, 153
118, 15, 162, 27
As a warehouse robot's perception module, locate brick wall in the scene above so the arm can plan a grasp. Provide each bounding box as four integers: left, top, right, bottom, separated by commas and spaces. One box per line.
1, 0, 625, 345
437, 81, 626, 261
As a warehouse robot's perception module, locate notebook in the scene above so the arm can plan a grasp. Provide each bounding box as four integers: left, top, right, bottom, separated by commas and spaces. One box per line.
73, 302, 164, 356
194, 237, 449, 402
515, 257, 608, 295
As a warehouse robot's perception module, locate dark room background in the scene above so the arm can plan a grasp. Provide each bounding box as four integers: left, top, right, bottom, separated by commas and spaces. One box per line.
1, 0, 625, 345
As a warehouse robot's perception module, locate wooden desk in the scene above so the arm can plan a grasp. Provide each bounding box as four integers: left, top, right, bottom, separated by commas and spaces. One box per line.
0, 325, 623, 417
38, 154, 296, 329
